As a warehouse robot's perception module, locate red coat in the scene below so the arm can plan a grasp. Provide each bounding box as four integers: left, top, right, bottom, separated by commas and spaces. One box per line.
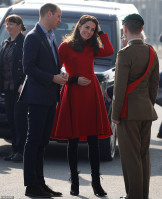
51, 33, 114, 140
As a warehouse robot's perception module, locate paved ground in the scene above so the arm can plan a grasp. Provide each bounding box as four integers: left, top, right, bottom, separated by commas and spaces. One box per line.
0, 102, 162, 199
0, 47, 161, 199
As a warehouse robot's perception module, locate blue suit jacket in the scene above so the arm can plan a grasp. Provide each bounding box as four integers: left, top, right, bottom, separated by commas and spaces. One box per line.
20, 24, 60, 105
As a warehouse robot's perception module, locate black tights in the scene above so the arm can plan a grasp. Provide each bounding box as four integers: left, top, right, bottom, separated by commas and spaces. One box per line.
67, 135, 100, 175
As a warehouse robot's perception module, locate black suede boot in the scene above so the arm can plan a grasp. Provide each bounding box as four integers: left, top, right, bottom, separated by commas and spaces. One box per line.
68, 138, 79, 196
88, 136, 107, 197
91, 174, 107, 196
70, 172, 79, 196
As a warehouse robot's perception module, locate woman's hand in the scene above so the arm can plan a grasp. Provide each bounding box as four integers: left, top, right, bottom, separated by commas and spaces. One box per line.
78, 77, 91, 86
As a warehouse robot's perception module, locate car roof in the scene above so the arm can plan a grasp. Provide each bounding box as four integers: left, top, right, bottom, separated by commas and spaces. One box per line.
7, 0, 138, 18
6, 1, 117, 22
2, 0, 138, 30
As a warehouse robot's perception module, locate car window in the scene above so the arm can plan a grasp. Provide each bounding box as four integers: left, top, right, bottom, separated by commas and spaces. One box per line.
0, 14, 114, 61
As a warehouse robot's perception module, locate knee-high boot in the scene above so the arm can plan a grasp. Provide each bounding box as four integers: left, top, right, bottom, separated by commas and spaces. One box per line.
68, 138, 79, 196
88, 136, 107, 197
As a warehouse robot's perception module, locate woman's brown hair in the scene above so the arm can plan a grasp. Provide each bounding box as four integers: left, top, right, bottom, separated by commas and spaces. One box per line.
63, 15, 101, 55
5, 14, 26, 32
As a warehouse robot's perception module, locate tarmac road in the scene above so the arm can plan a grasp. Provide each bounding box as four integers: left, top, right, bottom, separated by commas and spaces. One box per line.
0, 102, 162, 199
0, 51, 162, 199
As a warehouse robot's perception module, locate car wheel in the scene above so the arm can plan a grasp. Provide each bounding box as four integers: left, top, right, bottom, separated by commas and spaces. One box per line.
99, 99, 117, 161
99, 121, 116, 161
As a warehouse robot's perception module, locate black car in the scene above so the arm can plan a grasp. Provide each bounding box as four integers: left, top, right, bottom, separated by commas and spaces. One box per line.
0, 0, 139, 160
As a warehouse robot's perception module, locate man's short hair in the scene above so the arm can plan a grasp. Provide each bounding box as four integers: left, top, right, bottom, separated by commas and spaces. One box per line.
39, 3, 59, 17
124, 20, 143, 34
122, 13, 144, 34
122, 14, 144, 26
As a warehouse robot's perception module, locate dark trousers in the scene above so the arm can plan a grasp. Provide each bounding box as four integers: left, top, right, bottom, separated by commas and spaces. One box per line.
67, 135, 100, 175
117, 120, 152, 199
5, 89, 28, 154
24, 103, 56, 186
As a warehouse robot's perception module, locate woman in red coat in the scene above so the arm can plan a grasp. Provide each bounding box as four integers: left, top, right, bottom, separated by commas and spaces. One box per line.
51, 15, 114, 196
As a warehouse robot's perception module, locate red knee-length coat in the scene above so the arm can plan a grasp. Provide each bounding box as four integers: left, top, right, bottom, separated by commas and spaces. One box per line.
51, 33, 114, 140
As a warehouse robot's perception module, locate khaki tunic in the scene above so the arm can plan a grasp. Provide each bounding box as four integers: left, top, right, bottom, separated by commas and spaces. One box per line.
112, 39, 159, 121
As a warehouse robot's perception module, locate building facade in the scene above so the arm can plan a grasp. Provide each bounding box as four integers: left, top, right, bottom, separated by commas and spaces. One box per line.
103, 0, 162, 48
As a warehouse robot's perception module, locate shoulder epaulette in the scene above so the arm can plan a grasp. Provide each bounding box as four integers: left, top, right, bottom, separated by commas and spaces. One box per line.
120, 44, 130, 53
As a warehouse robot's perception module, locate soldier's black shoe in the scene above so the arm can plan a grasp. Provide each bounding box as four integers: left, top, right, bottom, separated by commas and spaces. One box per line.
25, 185, 53, 198
4, 152, 15, 161
42, 184, 62, 197
120, 196, 128, 199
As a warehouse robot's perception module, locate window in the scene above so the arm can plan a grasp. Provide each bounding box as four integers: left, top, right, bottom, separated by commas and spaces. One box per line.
0, 14, 114, 62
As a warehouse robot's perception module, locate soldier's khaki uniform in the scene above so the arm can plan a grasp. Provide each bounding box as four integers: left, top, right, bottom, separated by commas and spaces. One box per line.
112, 39, 159, 199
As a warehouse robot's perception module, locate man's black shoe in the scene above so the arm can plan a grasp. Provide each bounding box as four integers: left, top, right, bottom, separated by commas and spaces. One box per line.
4, 152, 15, 161
11, 152, 23, 162
25, 185, 53, 198
42, 184, 62, 197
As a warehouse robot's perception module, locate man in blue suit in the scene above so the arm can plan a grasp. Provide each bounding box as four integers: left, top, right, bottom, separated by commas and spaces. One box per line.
20, 3, 68, 198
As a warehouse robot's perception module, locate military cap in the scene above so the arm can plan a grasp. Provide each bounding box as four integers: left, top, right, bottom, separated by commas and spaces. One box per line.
122, 13, 144, 25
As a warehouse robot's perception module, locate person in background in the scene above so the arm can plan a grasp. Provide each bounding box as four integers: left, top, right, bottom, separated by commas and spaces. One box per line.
112, 14, 159, 199
51, 15, 114, 197
19, 3, 68, 198
0, 14, 28, 162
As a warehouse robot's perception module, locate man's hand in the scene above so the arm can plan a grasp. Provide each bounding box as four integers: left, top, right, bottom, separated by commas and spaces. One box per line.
112, 119, 120, 125
61, 72, 69, 79
78, 77, 91, 86
53, 74, 68, 84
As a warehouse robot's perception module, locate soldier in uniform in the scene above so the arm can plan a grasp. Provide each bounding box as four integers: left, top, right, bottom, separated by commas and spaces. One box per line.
112, 14, 159, 199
